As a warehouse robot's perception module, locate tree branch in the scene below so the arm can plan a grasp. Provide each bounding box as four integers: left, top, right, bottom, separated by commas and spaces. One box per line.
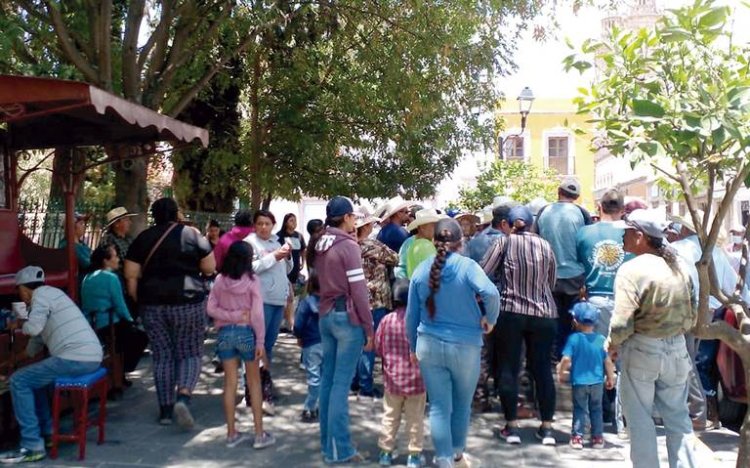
42, 0, 99, 84
97, 0, 113, 91
142, 0, 176, 100
122, 0, 145, 100
695, 315, 747, 353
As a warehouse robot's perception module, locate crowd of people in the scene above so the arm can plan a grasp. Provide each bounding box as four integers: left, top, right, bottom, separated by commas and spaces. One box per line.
1, 176, 738, 467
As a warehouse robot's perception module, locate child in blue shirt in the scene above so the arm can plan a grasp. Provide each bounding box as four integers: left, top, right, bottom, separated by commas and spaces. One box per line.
557, 302, 615, 450
293, 271, 322, 423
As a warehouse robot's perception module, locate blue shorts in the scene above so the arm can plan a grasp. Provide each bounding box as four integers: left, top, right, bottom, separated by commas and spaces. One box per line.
216, 325, 257, 362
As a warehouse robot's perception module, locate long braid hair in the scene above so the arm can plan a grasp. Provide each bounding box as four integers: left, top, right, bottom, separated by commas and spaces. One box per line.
646, 235, 679, 271
426, 239, 450, 318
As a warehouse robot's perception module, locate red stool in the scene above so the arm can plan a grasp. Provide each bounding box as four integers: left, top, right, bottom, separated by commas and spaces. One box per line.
50, 367, 108, 460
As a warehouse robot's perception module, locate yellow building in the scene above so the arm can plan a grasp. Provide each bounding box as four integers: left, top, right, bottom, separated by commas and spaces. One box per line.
497, 98, 596, 210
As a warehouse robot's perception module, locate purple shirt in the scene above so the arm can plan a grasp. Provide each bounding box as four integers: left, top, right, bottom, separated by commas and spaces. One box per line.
315, 227, 374, 337
214, 226, 254, 271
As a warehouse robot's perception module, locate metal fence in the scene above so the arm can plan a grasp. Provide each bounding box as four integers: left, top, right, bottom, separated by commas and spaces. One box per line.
17, 198, 235, 249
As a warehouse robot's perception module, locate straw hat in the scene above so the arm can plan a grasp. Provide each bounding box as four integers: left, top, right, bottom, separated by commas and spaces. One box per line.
455, 212, 480, 224
378, 196, 411, 222
105, 206, 137, 229
354, 207, 381, 229
406, 208, 446, 232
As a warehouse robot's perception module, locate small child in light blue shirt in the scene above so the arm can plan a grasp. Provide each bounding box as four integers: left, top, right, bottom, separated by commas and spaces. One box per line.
557, 302, 615, 450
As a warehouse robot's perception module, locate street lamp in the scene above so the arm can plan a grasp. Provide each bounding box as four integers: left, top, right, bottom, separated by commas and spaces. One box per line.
499, 86, 535, 159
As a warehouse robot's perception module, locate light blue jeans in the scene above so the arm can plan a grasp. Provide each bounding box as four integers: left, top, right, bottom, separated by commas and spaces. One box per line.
10, 356, 100, 451
620, 334, 698, 468
319, 310, 365, 463
356, 307, 388, 393
263, 303, 285, 363
416, 333, 481, 464
302, 343, 323, 412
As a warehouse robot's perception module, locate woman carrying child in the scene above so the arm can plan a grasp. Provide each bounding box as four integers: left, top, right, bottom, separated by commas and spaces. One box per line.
207, 241, 275, 449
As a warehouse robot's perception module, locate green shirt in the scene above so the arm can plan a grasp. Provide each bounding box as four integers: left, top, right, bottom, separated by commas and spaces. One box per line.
406, 238, 437, 279
610, 253, 696, 346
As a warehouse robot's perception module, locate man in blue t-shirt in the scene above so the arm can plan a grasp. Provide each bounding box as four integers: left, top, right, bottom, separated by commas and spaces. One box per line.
575, 189, 632, 336
466, 205, 511, 263
376, 196, 411, 253
534, 177, 592, 359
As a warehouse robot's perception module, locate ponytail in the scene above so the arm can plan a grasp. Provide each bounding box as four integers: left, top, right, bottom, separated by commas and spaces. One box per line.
426, 240, 449, 319
646, 235, 679, 271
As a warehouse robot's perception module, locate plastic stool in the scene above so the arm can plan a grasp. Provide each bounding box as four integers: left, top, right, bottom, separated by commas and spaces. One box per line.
50, 367, 108, 460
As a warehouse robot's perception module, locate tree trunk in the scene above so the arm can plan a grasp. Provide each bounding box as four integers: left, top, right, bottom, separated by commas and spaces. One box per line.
261, 192, 272, 211
248, 52, 263, 211
113, 156, 149, 234
739, 360, 750, 468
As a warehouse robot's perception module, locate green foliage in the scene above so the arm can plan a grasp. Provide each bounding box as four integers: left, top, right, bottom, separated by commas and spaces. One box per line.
564, 0, 750, 187
455, 160, 559, 212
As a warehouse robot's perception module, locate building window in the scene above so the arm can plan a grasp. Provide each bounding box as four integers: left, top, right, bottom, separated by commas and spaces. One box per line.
547, 136, 569, 174
502, 136, 524, 162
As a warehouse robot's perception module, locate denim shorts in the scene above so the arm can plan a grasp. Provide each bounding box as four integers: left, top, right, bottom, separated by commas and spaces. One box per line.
216, 325, 257, 361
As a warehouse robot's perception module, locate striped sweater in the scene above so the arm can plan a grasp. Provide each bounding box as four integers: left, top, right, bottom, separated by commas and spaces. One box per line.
23, 286, 103, 362
481, 232, 558, 318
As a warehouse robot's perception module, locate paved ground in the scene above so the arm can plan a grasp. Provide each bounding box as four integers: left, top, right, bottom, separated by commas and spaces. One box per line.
30, 333, 740, 467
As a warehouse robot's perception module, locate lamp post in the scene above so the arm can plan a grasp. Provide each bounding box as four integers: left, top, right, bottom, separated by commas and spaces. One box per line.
499, 86, 535, 159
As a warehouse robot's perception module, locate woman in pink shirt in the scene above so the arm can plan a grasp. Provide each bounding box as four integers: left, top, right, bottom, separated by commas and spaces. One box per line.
207, 241, 275, 450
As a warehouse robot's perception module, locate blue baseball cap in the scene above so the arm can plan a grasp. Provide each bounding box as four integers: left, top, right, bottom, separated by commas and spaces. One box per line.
570, 302, 600, 325
509, 206, 533, 228
326, 196, 355, 218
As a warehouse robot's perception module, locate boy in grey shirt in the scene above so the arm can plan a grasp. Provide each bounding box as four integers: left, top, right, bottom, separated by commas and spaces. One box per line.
1, 266, 102, 464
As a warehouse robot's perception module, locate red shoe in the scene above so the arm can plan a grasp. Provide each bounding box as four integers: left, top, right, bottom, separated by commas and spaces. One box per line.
569, 435, 583, 450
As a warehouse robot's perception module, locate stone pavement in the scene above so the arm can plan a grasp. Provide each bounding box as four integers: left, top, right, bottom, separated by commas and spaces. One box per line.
32, 333, 739, 467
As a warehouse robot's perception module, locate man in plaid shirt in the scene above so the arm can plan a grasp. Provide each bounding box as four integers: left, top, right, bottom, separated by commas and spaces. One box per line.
374, 279, 426, 467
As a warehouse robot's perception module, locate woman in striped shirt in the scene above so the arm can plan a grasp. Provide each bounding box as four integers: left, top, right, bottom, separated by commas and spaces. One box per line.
481, 205, 559, 446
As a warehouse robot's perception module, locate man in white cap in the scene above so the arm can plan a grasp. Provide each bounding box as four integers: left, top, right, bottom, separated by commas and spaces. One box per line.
609, 209, 698, 468
99, 206, 138, 272
1, 266, 102, 464
534, 176, 593, 359
376, 197, 412, 253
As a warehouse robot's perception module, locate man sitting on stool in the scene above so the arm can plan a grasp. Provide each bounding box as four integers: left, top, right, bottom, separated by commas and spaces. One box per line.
0, 266, 102, 464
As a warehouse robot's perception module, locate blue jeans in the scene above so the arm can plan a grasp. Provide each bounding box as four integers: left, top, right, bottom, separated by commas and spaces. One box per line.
620, 334, 698, 468
10, 356, 100, 451
356, 307, 388, 393
319, 310, 365, 462
416, 333, 481, 463
572, 383, 604, 437
263, 303, 285, 363
302, 343, 323, 412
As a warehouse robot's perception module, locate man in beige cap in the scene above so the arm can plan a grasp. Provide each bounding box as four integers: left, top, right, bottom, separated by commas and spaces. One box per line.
99, 206, 137, 272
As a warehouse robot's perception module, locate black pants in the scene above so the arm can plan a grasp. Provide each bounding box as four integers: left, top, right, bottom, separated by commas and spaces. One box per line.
553, 291, 579, 361
97, 321, 149, 373
496, 312, 557, 422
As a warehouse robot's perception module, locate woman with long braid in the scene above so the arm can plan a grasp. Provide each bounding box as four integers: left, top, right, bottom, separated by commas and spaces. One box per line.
406, 218, 499, 468
609, 209, 698, 468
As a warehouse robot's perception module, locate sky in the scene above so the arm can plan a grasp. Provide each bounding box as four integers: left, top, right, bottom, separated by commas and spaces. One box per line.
498, 0, 750, 103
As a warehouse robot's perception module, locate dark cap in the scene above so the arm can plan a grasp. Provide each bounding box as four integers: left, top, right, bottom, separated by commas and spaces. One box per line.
326, 196, 355, 218
600, 189, 624, 211
434, 218, 462, 242
509, 206, 533, 228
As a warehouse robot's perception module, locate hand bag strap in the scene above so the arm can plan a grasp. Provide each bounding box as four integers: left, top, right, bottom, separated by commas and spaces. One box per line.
143, 222, 179, 271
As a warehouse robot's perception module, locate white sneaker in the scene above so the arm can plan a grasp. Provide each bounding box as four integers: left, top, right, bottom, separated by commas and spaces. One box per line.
262, 400, 275, 416
455, 452, 481, 468
253, 431, 276, 449
226, 431, 250, 448
173, 401, 194, 430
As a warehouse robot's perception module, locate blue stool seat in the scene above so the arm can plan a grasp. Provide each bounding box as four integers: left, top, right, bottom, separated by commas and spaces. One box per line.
55, 367, 107, 388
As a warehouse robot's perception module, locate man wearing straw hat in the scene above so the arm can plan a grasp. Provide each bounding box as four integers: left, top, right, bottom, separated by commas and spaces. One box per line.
376, 196, 412, 253
99, 206, 138, 273
405, 208, 446, 279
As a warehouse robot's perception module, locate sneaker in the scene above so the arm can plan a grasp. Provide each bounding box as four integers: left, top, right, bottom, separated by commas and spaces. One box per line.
406, 452, 424, 468
173, 401, 194, 430
494, 425, 521, 445
301, 410, 318, 423
535, 426, 556, 446
617, 429, 629, 440
592, 436, 605, 449
378, 451, 393, 466
262, 400, 275, 416
454, 452, 480, 468
253, 431, 276, 449
569, 435, 584, 450
226, 431, 250, 448
0, 448, 46, 464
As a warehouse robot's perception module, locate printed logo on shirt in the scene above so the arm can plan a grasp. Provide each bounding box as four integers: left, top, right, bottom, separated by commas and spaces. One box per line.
589, 239, 624, 272
316, 235, 336, 252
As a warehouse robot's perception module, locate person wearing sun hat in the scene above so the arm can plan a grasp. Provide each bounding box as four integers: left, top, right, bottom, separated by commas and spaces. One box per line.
315, 196, 374, 464
354, 207, 399, 398
455, 212, 480, 241
98, 206, 138, 273
405, 208, 446, 279
377, 196, 412, 253
609, 208, 699, 468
